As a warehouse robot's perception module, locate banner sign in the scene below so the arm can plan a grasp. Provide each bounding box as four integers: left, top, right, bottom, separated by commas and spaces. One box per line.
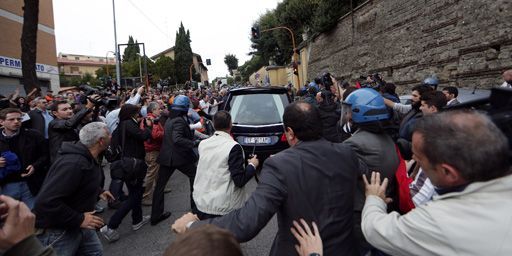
0, 55, 59, 75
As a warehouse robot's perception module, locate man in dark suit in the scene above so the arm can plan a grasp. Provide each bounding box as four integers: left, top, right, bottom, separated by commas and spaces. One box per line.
151, 95, 198, 226
27, 97, 53, 139
172, 102, 359, 256
442, 86, 460, 106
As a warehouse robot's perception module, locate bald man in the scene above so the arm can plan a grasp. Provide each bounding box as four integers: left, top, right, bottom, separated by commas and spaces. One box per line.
500, 69, 512, 88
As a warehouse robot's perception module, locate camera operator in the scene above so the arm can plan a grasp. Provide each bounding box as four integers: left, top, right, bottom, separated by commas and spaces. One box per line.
48, 95, 98, 163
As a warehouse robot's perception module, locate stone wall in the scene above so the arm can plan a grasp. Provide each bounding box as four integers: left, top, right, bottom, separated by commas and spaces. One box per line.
306, 0, 512, 91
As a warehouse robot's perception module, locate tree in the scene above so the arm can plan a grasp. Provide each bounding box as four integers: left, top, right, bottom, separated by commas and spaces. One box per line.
21, 0, 40, 95
174, 22, 194, 84
224, 54, 239, 76
95, 65, 116, 79
312, 0, 351, 33
239, 55, 266, 82
154, 56, 175, 84
248, 0, 364, 68
122, 36, 140, 62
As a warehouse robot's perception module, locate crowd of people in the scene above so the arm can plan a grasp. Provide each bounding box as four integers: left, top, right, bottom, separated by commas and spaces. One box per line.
0, 68, 509, 256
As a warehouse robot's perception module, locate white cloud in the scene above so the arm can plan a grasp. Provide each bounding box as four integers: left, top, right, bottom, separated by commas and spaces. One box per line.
53, 0, 281, 81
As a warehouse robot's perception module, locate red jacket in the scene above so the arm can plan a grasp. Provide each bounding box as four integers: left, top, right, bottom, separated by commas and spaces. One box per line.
141, 113, 164, 152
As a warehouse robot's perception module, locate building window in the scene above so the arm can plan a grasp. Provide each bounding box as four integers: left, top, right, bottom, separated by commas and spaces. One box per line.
75, 57, 80, 60
70, 66, 79, 73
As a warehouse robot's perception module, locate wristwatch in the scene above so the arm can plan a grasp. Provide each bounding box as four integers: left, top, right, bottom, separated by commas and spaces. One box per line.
309, 253, 321, 256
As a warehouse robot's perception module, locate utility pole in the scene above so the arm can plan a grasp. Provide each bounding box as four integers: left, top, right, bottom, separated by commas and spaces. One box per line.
112, 0, 121, 85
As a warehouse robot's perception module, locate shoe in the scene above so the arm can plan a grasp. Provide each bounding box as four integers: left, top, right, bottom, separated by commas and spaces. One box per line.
150, 211, 172, 226
132, 215, 150, 231
100, 226, 120, 243
164, 187, 172, 193
95, 204, 105, 214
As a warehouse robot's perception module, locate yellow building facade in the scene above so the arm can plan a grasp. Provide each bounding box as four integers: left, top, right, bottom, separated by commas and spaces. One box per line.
58, 53, 116, 78
249, 65, 291, 87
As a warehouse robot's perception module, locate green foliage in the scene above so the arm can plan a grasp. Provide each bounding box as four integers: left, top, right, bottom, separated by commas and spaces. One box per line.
250, 0, 362, 66
122, 36, 140, 62
239, 55, 266, 82
312, 0, 351, 33
60, 73, 101, 88
250, 10, 286, 66
227, 77, 234, 85
224, 54, 239, 76
154, 56, 175, 83
174, 22, 194, 83
95, 65, 116, 79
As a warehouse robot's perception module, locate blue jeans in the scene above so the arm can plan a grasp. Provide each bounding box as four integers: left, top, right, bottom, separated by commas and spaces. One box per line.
36, 228, 103, 256
108, 181, 144, 229
1, 181, 35, 209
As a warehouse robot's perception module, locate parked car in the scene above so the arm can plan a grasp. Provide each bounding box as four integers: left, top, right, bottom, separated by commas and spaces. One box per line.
222, 87, 291, 165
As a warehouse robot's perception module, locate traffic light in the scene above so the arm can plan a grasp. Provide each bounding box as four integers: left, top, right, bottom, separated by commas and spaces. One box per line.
251, 26, 260, 40
206, 59, 211, 65
292, 62, 299, 76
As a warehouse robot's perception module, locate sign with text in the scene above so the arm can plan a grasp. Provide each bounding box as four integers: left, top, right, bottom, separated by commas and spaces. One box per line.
0, 55, 58, 75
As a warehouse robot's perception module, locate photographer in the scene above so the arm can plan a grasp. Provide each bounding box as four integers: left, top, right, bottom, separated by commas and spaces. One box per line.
48, 96, 97, 163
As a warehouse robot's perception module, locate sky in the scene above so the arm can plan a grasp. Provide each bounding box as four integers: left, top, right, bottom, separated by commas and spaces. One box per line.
52, 0, 281, 81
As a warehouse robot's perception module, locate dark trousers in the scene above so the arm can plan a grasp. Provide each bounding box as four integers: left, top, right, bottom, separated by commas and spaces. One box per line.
108, 181, 144, 229
151, 163, 196, 221
109, 179, 125, 201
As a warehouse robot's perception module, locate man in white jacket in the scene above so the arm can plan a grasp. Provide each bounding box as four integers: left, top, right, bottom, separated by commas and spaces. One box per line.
362, 110, 512, 256
193, 111, 259, 220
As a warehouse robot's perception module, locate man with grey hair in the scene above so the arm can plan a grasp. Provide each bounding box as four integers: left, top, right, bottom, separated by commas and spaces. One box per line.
27, 96, 53, 139
141, 101, 165, 205
34, 122, 114, 256
362, 111, 512, 255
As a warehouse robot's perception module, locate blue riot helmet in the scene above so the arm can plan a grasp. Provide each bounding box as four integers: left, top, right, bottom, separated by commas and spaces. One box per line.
423, 75, 439, 90
342, 88, 390, 124
171, 95, 190, 112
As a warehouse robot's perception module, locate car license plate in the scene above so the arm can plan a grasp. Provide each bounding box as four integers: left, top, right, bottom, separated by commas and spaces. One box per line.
244, 137, 271, 144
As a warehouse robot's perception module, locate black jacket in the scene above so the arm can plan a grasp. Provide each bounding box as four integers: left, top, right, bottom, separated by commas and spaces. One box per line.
0, 128, 49, 195
34, 142, 102, 230
158, 116, 197, 167
27, 109, 47, 137
48, 107, 92, 163
115, 119, 151, 160
318, 102, 343, 143
195, 139, 359, 256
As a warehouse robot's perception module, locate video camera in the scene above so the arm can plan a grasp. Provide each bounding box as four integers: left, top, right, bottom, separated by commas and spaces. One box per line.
78, 84, 118, 109
359, 73, 385, 89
